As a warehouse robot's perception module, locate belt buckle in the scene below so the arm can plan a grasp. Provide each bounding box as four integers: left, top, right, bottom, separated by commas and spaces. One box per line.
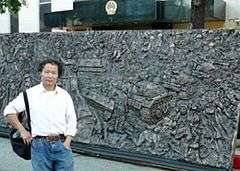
47, 135, 60, 141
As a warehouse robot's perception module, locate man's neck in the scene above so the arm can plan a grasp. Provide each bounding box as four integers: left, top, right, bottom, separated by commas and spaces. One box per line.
43, 84, 56, 91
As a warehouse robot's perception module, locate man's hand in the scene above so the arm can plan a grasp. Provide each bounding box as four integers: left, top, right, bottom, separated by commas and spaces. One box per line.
64, 136, 72, 149
19, 129, 32, 144
6, 114, 32, 144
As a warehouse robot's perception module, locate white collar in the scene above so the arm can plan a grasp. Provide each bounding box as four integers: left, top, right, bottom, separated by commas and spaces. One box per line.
39, 83, 59, 94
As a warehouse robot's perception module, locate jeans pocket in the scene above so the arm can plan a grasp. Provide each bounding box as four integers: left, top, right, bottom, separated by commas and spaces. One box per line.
31, 139, 37, 149
31, 139, 45, 152
61, 141, 72, 152
64, 146, 72, 152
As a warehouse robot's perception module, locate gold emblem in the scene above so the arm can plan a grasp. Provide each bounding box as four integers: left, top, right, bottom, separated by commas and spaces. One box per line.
105, 0, 117, 15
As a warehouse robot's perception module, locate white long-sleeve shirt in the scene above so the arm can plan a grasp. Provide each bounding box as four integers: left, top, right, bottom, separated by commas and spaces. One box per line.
3, 83, 77, 137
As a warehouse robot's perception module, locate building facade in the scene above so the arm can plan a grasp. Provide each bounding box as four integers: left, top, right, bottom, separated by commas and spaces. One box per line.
0, 0, 239, 33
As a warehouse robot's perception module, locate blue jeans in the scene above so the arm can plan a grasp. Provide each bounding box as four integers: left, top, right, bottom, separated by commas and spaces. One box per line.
31, 138, 74, 171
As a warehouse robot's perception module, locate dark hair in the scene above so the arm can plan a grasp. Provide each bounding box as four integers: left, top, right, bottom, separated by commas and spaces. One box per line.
38, 59, 64, 77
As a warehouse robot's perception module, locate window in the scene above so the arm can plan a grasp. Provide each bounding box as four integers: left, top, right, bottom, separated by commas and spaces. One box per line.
40, 0, 51, 4
40, 1, 51, 32
10, 13, 19, 33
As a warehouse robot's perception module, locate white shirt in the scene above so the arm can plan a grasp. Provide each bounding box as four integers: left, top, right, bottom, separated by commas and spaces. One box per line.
3, 83, 77, 137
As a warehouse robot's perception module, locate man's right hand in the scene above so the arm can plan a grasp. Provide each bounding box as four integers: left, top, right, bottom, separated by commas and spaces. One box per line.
20, 129, 32, 144
6, 114, 32, 144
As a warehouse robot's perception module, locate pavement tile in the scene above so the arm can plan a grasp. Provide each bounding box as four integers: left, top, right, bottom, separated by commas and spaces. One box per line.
0, 137, 167, 171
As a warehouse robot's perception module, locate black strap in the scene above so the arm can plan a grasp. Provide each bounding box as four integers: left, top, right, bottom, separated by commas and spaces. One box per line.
22, 91, 31, 132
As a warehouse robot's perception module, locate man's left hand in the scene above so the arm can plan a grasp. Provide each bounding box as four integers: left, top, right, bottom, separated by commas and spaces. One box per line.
64, 136, 72, 149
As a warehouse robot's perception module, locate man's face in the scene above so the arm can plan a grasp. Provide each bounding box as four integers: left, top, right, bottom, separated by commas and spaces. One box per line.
41, 63, 59, 88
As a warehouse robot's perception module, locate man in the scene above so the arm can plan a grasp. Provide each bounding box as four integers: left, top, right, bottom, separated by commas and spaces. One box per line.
4, 59, 77, 171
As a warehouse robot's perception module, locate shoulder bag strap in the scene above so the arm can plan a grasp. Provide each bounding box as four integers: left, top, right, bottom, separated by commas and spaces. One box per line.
23, 91, 31, 132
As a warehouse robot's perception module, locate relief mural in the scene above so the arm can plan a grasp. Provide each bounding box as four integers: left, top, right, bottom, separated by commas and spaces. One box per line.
0, 30, 240, 170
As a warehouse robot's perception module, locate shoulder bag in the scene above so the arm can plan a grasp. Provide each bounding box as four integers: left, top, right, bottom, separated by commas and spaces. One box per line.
9, 91, 31, 160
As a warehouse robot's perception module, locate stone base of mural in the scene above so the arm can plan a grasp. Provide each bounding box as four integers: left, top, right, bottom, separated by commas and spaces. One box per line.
0, 30, 240, 171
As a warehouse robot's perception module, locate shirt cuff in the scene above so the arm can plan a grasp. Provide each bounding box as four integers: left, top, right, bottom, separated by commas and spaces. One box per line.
3, 106, 18, 116
65, 128, 77, 137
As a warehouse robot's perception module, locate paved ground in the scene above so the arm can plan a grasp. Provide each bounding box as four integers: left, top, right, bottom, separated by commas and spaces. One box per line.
0, 137, 169, 171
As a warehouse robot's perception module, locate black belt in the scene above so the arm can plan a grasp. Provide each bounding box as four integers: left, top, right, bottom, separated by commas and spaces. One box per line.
35, 134, 65, 141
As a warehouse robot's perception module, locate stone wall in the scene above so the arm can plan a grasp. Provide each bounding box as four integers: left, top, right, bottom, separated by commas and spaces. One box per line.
0, 30, 240, 170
